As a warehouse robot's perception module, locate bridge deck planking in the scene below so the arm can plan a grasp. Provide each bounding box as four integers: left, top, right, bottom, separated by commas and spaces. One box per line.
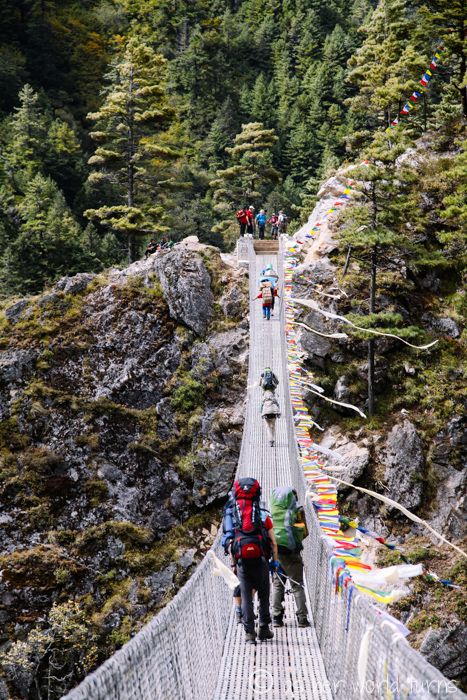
214, 252, 331, 700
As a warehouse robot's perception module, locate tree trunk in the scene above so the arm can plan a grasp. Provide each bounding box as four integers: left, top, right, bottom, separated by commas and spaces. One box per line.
368, 184, 378, 418
127, 65, 136, 264
368, 246, 377, 418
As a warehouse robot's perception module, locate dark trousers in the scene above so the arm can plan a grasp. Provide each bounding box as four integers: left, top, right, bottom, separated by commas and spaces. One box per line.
239, 223, 246, 236
258, 225, 265, 239
237, 559, 271, 633
272, 550, 308, 622
246, 223, 254, 236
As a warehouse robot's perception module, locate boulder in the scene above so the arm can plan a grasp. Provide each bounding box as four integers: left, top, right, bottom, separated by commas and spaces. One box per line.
178, 548, 196, 569
154, 249, 213, 335
318, 427, 369, 486
207, 327, 248, 377
220, 284, 244, 319
0, 350, 37, 385
191, 342, 215, 380
145, 564, 177, 603
428, 415, 466, 538
55, 273, 95, 295
422, 312, 460, 338
381, 420, 424, 510
334, 375, 351, 401
420, 624, 467, 680
4, 299, 29, 324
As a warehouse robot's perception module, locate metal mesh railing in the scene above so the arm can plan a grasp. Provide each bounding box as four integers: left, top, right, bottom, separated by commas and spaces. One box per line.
278, 236, 465, 700
63, 540, 232, 700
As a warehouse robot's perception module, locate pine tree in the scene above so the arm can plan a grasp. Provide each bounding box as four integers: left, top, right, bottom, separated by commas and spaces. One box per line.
85, 39, 179, 263
339, 130, 429, 416
438, 138, 467, 260
417, 0, 466, 118
347, 0, 426, 133
1, 84, 84, 203
3, 84, 48, 188
1, 174, 95, 294
209, 121, 280, 246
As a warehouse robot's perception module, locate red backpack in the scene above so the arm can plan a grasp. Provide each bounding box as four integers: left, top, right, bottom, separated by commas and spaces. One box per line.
236, 209, 247, 223
231, 478, 271, 561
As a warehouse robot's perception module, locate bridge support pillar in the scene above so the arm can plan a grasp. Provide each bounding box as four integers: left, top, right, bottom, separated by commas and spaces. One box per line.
236, 235, 253, 268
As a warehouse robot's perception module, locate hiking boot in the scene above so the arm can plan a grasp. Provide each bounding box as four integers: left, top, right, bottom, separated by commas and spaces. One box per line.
273, 617, 284, 628
245, 632, 257, 645
236, 609, 243, 624
270, 440, 275, 447
298, 618, 310, 628
258, 625, 274, 641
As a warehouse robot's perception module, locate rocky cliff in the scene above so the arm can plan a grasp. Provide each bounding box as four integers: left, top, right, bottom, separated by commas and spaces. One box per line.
292, 134, 466, 687
0, 238, 249, 699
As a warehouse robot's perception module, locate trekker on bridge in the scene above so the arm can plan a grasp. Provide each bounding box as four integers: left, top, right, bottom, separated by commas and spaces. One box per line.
270, 487, 310, 628
255, 209, 267, 239
261, 390, 280, 447
260, 367, 279, 392
222, 478, 279, 645
246, 205, 255, 236
259, 264, 279, 315
236, 206, 249, 237
268, 213, 279, 239
254, 285, 279, 321
278, 210, 288, 234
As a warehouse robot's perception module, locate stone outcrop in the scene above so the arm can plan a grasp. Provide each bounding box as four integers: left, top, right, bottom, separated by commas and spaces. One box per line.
420, 623, 467, 681
0, 239, 248, 698
380, 420, 425, 511
154, 248, 214, 335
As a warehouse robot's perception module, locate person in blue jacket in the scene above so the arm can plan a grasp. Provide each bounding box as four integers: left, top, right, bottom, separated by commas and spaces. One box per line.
256, 209, 268, 240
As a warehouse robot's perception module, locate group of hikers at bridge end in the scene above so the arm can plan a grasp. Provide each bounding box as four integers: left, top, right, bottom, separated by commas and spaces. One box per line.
236, 205, 288, 239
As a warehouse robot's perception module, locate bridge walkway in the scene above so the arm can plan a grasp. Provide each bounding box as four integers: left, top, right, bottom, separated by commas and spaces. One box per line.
214, 245, 332, 699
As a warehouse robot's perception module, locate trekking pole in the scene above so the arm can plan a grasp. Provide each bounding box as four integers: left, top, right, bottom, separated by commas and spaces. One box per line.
273, 569, 305, 590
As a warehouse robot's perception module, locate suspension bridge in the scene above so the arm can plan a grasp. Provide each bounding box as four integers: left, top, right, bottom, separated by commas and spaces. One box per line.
63, 238, 464, 700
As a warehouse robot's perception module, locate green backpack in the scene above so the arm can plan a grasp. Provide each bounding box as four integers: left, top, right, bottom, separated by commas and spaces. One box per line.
270, 487, 306, 552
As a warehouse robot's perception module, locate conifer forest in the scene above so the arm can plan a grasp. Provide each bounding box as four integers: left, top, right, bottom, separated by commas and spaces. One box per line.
0, 0, 465, 698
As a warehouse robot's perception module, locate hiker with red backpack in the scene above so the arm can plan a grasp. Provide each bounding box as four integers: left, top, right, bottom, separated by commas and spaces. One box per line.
222, 478, 279, 645
254, 284, 279, 321
259, 264, 279, 315
236, 206, 249, 237
268, 213, 279, 239
270, 487, 310, 628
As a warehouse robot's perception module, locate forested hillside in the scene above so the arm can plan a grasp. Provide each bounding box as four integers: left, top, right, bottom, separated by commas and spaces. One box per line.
1, 0, 464, 295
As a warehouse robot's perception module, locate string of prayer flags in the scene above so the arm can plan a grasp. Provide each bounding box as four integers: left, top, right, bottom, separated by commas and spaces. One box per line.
283, 236, 433, 606
386, 46, 444, 132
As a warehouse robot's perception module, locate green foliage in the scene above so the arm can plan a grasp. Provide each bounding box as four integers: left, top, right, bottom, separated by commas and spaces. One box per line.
171, 373, 206, 413
1, 174, 97, 294
210, 121, 280, 246
85, 38, 180, 262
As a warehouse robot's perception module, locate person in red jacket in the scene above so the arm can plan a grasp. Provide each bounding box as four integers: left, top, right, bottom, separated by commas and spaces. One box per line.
254, 285, 279, 321
246, 205, 255, 236
236, 206, 249, 236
